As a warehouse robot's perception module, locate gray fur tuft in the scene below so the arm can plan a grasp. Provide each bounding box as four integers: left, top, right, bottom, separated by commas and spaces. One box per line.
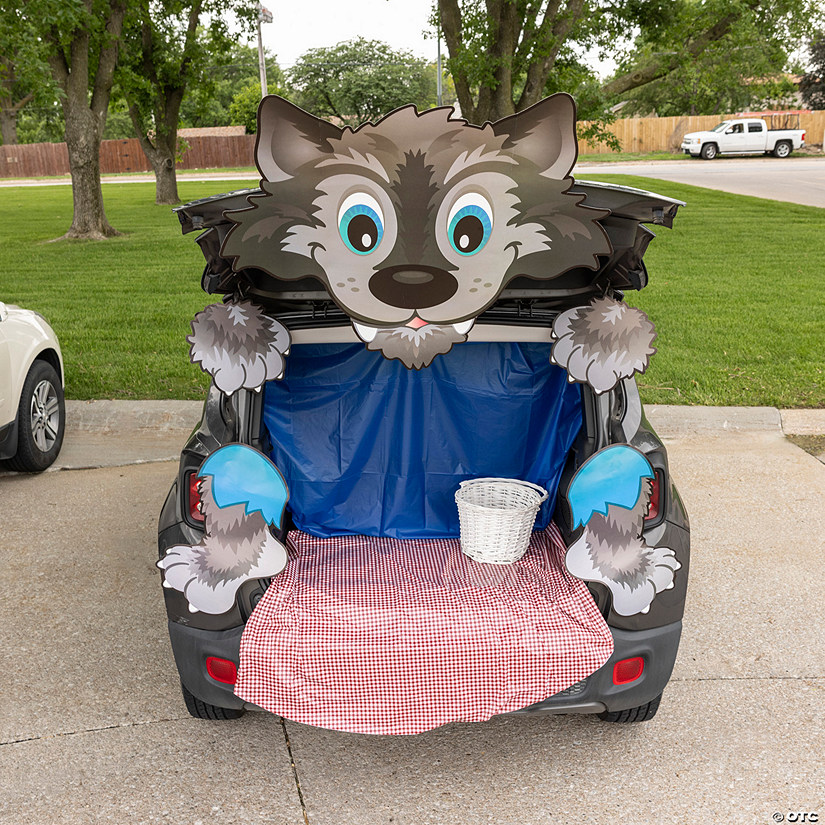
564, 475, 680, 616
156, 472, 288, 614
364, 324, 468, 369
551, 297, 656, 394
583, 514, 654, 590
188, 299, 291, 395
192, 480, 270, 587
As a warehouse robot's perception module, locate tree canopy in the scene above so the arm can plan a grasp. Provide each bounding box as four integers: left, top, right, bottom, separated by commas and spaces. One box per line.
800, 29, 825, 110
115, 0, 258, 204
0, 5, 56, 145
289, 38, 437, 127
179, 42, 283, 129
611, 0, 814, 116
436, 0, 818, 124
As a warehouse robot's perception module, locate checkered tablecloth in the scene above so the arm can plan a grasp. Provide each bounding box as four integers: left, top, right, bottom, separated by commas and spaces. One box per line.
235, 525, 613, 734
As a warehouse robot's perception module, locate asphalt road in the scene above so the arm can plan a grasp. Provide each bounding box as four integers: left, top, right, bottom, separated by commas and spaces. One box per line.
575, 156, 825, 208
1, 405, 823, 824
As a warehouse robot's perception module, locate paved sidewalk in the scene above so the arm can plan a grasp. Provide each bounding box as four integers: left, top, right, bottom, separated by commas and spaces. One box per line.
1, 403, 823, 824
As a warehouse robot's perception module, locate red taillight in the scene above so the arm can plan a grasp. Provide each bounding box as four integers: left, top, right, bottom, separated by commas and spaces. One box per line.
802, 132, 806, 142
645, 471, 662, 521
613, 656, 645, 685
206, 656, 238, 685
187, 472, 205, 523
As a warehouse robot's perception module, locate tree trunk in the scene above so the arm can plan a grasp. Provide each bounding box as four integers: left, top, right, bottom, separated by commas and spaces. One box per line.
128, 104, 181, 205
0, 88, 33, 146
136, 135, 181, 205
438, 0, 586, 125
62, 106, 119, 239
0, 107, 17, 145
151, 155, 179, 204
44, 0, 126, 240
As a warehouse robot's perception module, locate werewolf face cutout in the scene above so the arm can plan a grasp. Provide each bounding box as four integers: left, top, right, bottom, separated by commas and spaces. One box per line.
221, 94, 612, 369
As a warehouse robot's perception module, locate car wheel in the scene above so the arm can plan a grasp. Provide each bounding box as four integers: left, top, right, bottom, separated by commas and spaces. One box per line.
598, 693, 662, 723
6, 360, 65, 473
773, 141, 792, 158
700, 143, 718, 160
181, 682, 244, 720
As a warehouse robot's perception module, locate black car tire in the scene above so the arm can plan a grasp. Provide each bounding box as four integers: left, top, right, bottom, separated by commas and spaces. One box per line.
598, 693, 662, 723
6, 360, 65, 473
773, 141, 792, 158
700, 143, 718, 160
181, 682, 245, 720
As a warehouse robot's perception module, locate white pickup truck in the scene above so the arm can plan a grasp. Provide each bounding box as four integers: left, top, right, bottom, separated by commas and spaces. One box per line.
681, 118, 805, 160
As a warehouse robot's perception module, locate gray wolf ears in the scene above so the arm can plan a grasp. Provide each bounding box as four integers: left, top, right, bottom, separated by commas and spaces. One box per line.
550, 296, 657, 394
492, 93, 578, 181
187, 299, 292, 396
253, 92, 580, 184
255, 95, 343, 182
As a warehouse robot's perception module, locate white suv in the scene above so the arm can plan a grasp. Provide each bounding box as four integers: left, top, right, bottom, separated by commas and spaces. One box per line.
0, 302, 65, 472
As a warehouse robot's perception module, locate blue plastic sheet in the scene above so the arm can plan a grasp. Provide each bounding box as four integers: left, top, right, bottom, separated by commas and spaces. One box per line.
263, 342, 583, 539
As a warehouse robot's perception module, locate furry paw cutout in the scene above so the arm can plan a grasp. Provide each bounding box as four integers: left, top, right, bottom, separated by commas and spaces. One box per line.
565, 534, 680, 616
158, 532, 287, 615
550, 297, 656, 394
158, 444, 290, 615
564, 444, 680, 616
188, 299, 291, 395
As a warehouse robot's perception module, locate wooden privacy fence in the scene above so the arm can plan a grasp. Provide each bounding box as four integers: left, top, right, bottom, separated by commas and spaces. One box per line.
0, 134, 256, 178
2, 112, 824, 175
579, 110, 825, 154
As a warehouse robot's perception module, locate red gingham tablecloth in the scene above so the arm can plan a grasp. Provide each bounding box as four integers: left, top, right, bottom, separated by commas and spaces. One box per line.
235, 525, 613, 734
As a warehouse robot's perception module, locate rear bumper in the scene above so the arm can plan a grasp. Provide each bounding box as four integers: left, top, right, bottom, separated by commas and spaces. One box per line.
169, 622, 247, 711
169, 618, 682, 717
511, 621, 682, 715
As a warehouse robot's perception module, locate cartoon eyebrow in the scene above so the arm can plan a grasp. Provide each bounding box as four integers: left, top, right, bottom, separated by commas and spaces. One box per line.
316, 150, 390, 183
443, 146, 518, 185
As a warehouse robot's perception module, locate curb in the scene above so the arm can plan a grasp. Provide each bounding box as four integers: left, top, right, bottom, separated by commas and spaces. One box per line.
779, 409, 825, 436
62, 400, 825, 437
65, 400, 202, 433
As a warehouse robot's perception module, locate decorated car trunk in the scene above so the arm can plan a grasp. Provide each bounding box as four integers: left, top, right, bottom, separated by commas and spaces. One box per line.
157, 94, 689, 731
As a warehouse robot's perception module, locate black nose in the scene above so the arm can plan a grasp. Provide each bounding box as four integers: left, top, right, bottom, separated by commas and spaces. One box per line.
369, 265, 458, 309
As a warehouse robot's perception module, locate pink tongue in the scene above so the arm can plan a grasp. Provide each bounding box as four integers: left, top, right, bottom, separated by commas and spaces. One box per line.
406, 317, 429, 329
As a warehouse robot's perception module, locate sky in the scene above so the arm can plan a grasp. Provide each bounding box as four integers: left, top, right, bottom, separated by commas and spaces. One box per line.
258, 0, 438, 70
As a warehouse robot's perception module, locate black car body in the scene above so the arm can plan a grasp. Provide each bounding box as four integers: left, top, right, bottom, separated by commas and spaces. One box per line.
159, 179, 689, 724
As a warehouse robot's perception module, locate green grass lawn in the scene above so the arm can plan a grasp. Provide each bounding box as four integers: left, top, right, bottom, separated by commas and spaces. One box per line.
0, 177, 822, 406
584, 174, 825, 407
576, 151, 689, 163
0, 182, 246, 400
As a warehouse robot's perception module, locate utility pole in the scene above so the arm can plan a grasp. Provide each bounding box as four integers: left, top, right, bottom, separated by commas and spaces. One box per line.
257, 4, 273, 97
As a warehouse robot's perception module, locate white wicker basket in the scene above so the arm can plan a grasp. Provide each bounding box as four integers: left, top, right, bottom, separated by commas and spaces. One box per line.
455, 477, 549, 565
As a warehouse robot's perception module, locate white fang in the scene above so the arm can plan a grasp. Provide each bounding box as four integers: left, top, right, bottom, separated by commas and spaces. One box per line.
353, 322, 379, 342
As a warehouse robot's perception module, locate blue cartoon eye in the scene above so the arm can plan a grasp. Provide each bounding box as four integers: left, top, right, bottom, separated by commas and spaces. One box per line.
447, 193, 493, 256
338, 193, 384, 255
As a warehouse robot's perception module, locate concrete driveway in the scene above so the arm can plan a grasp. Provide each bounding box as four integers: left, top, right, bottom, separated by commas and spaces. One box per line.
1, 404, 823, 824
575, 156, 825, 208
